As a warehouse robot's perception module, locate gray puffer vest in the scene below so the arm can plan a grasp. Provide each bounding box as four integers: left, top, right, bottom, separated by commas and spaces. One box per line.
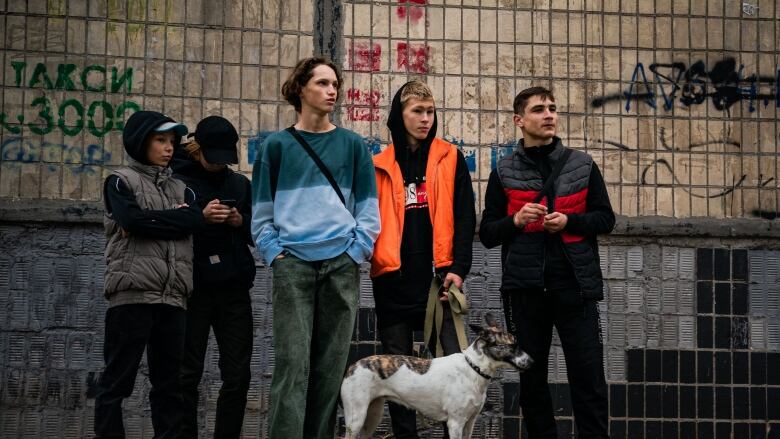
103, 162, 194, 308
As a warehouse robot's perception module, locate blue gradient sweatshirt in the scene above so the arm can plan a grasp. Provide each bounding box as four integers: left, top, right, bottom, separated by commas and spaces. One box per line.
251, 127, 380, 264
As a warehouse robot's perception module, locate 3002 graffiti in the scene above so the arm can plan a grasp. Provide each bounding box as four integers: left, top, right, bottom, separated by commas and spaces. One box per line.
0, 97, 140, 137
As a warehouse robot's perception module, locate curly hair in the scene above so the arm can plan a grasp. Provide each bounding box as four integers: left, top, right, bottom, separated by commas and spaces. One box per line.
281, 57, 343, 112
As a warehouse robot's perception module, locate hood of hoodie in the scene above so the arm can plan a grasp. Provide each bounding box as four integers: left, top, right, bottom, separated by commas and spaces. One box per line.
386, 81, 438, 158
122, 111, 183, 165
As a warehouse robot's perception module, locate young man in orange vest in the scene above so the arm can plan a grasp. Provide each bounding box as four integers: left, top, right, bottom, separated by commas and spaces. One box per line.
480, 87, 615, 438
371, 80, 476, 438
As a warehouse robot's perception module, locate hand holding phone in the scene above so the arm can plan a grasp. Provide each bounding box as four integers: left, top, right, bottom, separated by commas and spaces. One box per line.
219, 198, 237, 208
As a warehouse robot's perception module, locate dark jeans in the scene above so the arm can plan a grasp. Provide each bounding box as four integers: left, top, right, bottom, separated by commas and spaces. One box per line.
180, 286, 253, 439
502, 288, 609, 439
267, 252, 359, 439
94, 303, 186, 439
377, 303, 461, 439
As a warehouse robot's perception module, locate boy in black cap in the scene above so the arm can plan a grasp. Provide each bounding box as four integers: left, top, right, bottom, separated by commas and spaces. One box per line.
172, 115, 256, 439
96, 111, 205, 438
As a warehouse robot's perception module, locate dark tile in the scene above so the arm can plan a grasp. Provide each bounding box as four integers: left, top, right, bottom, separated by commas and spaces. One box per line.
680, 421, 695, 438
714, 282, 731, 315
733, 423, 750, 439
347, 344, 359, 365
503, 381, 520, 415
646, 385, 663, 418
610, 420, 626, 439
732, 387, 749, 419
646, 349, 663, 382
715, 421, 732, 439
646, 421, 662, 438
663, 421, 679, 439
732, 317, 750, 349
753, 423, 769, 439
733, 351, 749, 384
662, 385, 678, 418
663, 350, 678, 383
715, 316, 732, 349
751, 386, 766, 420
697, 248, 714, 280
356, 343, 375, 360
697, 281, 714, 314
553, 383, 572, 417
628, 421, 644, 439
698, 351, 714, 383
751, 352, 767, 385
698, 386, 714, 418
627, 349, 644, 382
732, 249, 748, 281
610, 384, 626, 418
697, 422, 713, 439
503, 417, 519, 439
680, 385, 696, 418
357, 308, 376, 342
679, 351, 696, 384
771, 424, 780, 439
768, 353, 780, 385
769, 388, 780, 419
732, 282, 749, 315
628, 384, 644, 418
715, 387, 732, 420
697, 316, 713, 349
714, 249, 730, 280
715, 351, 732, 385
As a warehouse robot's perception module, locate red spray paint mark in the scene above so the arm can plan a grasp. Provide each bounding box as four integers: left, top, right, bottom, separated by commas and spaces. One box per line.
396, 0, 426, 23
346, 88, 382, 122
348, 42, 381, 72
397, 42, 430, 74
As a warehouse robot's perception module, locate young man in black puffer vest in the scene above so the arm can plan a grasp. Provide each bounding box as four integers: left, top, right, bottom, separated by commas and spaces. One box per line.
480, 87, 615, 439
172, 116, 256, 439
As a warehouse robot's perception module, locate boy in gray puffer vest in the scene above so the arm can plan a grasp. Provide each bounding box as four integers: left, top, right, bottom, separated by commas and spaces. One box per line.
94, 110, 205, 439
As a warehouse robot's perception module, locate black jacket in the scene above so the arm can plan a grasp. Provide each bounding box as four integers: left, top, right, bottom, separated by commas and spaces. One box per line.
479, 139, 615, 299
172, 152, 256, 290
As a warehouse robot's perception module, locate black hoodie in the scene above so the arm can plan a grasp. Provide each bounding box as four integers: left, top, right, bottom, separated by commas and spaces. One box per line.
372, 82, 476, 324
103, 111, 204, 239
171, 150, 256, 289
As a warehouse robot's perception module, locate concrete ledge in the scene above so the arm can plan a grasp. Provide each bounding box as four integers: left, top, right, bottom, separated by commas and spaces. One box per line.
0, 200, 777, 238
0, 199, 104, 224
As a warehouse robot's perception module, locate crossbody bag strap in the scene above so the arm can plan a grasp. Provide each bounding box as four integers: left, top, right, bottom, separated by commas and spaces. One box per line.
532, 148, 573, 209
286, 126, 346, 206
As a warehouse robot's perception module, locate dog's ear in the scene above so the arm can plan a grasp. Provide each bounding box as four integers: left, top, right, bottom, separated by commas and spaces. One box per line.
484, 312, 499, 329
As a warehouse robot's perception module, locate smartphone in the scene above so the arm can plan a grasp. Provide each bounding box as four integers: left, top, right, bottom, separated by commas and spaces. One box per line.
220, 199, 237, 208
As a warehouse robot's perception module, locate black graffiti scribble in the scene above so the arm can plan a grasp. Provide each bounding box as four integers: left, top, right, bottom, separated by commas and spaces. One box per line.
591, 58, 778, 113
657, 127, 741, 151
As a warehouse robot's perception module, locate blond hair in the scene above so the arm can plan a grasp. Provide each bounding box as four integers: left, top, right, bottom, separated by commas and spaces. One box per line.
400, 80, 434, 107
183, 139, 203, 160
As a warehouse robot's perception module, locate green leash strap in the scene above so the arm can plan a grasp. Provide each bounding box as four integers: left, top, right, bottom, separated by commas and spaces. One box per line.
423, 276, 470, 358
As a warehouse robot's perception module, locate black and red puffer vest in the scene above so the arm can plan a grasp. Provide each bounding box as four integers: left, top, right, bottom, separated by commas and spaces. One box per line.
497, 138, 605, 299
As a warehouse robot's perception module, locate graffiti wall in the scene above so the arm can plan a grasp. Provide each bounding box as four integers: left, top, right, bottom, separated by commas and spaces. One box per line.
0, 0, 778, 216
338, 0, 780, 219
0, 0, 308, 200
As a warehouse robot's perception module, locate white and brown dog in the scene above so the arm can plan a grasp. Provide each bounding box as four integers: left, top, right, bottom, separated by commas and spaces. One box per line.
340, 314, 533, 439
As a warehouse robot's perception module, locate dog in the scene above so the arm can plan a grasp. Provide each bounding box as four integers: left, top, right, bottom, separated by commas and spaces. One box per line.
340, 313, 533, 439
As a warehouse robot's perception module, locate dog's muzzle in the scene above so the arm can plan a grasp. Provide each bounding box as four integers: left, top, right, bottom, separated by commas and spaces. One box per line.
510, 350, 534, 371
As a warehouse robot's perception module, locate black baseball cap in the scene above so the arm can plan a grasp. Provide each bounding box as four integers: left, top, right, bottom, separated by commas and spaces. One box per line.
188, 116, 239, 165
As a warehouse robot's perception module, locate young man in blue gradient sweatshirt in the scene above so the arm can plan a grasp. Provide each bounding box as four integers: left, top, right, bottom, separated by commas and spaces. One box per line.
250, 57, 380, 439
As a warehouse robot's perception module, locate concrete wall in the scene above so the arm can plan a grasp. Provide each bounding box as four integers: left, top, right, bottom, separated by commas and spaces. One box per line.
1, 0, 780, 438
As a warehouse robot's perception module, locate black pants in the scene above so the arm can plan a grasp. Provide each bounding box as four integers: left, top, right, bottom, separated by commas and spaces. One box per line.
94, 303, 186, 439
180, 286, 253, 439
377, 305, 461, 439
502, 288, 609, 439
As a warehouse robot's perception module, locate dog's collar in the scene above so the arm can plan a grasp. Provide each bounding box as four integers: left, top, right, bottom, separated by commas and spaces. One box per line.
464, 355, 493, 380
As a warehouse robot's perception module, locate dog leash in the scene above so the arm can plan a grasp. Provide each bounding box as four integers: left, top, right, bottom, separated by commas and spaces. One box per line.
423, 276, 469, 358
